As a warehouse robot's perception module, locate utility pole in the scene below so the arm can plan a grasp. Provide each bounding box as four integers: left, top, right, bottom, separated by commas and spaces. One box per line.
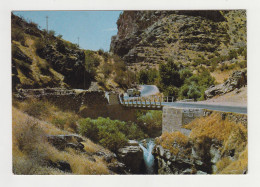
45, 16, 49, 33
77, 37, 80, 48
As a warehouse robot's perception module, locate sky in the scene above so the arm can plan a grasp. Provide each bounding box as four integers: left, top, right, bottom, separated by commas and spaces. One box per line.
13, 11, 122, 51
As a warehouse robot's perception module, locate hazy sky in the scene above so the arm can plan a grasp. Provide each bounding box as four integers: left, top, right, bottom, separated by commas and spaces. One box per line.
13, 11, 122, 51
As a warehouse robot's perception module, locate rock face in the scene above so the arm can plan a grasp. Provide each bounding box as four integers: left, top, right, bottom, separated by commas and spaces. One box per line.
117, 140, 144, 174
110, 10, 246, 68
204, 70, 247, 99
47, 134, 85, 152
153, 138, 223, 174
47, 160, 72, 173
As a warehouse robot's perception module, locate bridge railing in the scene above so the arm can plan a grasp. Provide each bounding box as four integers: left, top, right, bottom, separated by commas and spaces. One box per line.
119, 95, 174, 109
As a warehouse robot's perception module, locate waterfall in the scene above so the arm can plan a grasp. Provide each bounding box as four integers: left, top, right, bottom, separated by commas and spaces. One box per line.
139, 139, 155, 174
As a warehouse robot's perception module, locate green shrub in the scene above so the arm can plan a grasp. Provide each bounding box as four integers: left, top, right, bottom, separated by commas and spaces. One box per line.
179, 84, 190, 99
180, 68, 192, 81
179, 69, 215, 101
78, 117, 146, 152
137, 110, 162, 132
187, 84, 201, 101
78, 118, 99, 141
164, 86, 179, 99
52, 118, 66, 130
137, 68, 159, 85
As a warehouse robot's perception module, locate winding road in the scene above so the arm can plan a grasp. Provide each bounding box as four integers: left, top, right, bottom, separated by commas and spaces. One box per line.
124, 85, 247, 114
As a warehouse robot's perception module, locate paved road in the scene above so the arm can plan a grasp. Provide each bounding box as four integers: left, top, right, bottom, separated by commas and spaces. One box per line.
123, 85, 247, 114
139, 85, 159, 96
124, 85, 159, 100
163, 102, 247, 114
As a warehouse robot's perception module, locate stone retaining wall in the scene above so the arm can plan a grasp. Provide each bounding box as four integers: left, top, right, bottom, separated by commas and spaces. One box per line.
162, 106, 204, 135
162, 106, 247, 135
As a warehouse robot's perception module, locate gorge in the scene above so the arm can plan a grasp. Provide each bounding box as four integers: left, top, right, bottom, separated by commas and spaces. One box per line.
11, 10, 247, 175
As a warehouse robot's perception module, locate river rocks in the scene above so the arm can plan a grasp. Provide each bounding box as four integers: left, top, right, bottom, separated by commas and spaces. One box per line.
94, 151, 117, 163
205, 70, 247, 99
153, 137, 224, 174
127, 140, 140, 146
107, 161, 126, 174
153, 144, 195, 174
46, 134, 85, 152
117, 141, 144, 174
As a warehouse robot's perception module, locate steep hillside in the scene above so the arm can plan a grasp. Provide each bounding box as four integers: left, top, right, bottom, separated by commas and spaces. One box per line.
11, 14, 96, 90
110, 10, 247, 83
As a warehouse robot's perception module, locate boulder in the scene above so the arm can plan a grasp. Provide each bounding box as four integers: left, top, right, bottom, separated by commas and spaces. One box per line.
117, 145, 144, 174
127, 140, 139, 146
94, 151, 117, 163
47, 160, 72, 173
205, 70, 247, 99
107, 161, 126, 174
46, 134, 85, 152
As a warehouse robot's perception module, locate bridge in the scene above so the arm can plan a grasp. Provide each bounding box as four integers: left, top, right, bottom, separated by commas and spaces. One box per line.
107, 92, 248, 135
119, 95, 174, 110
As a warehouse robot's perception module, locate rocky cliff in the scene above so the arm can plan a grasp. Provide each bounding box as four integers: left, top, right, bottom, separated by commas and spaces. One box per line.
110, 10, 246, 70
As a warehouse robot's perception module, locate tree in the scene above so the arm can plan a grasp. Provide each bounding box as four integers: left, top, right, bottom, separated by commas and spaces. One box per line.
163, 86, 179, 100
159, 58, 182, 88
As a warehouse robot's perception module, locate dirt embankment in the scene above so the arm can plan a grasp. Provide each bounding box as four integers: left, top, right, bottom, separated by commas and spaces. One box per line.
199, 86, 247, 107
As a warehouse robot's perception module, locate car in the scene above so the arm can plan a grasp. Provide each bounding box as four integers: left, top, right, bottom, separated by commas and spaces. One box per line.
127, 88, 141, 97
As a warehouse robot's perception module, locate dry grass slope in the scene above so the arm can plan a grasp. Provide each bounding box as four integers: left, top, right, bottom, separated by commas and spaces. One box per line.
12, 106, 111, 175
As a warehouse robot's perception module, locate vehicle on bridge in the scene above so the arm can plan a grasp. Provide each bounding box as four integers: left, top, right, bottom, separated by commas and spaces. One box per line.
127, 88, 141, 97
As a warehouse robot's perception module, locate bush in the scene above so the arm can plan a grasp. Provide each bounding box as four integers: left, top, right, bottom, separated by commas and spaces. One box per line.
179, 84, 190, 99
180, 68, 192, 81
12, 29, 25, 45
228, 49, 238, 60
78, 117, 146, 152
35, 38, 45, 56
187, 84, 201, 101
48, 30, 56, 36
163, 86, 179, 99
179, 69, 215, 101
114, 70, 128, 88
137, 110, 162, 135
238, 60, 247, 69
155, 131, 189, 155
14, 119, 46, 155
102, 62, 112, 78
84, 50, 100, 78
137, 68, 159, 85
52, 118, 66, 130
